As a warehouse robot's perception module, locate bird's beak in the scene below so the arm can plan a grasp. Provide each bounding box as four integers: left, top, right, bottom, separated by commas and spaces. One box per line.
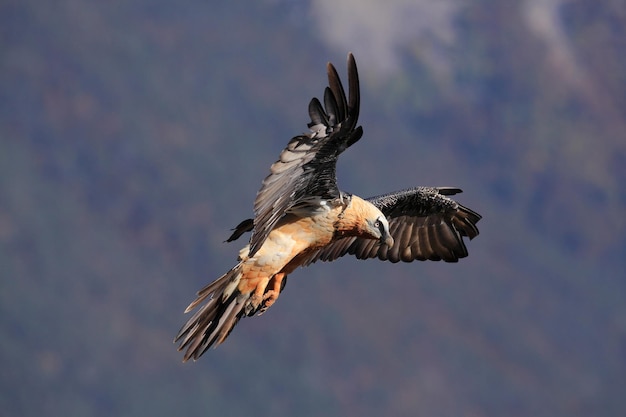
381, 233, 394, 248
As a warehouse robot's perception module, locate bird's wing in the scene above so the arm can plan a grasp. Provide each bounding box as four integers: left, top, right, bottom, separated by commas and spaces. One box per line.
302, 187, 482, 264
247, 53, 363, 256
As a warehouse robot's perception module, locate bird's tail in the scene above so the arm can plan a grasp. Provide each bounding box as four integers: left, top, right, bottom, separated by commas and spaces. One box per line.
175, 263, 247, 361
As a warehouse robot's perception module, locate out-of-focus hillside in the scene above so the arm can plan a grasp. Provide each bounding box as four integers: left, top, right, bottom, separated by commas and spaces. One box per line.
1, 0, 624, 416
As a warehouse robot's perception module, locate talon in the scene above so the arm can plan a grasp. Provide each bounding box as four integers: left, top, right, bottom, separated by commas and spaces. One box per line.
258, 272, 287, 314
259, 290, 279, 314
244, 293, 261, 316
245, 277, 269, 316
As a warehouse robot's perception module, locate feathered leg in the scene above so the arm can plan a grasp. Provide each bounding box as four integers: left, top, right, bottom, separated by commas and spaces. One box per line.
259, 272, 288, 314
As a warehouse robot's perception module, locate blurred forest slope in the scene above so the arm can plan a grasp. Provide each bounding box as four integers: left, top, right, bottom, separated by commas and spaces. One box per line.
1, 0, 625, 416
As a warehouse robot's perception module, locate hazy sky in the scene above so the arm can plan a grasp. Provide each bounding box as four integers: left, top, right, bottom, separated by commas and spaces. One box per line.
308, 0, 579, 82
310, 0, 460, 74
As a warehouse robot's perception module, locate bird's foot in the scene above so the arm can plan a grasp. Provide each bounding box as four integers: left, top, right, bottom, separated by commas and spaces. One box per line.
258, 290, 279, 314
244, 276, 270, 316
258, 272, 287, 314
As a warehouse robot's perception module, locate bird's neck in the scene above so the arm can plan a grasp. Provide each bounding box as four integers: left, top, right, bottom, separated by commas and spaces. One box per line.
333, 195, 372, 238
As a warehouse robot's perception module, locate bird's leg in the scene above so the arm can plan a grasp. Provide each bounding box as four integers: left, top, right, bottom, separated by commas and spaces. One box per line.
259, 272, 287, 314
245, 276, 270, 316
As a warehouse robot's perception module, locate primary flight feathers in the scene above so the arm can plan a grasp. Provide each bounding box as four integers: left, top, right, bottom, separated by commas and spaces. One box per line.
175, 53, 481, 361
250, 54, 362, 257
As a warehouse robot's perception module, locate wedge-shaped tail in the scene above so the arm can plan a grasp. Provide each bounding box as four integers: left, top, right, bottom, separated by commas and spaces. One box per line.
175, 264, 247, 361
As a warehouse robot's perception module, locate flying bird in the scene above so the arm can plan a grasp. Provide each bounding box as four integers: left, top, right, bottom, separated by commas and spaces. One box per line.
176, 53, 481, 361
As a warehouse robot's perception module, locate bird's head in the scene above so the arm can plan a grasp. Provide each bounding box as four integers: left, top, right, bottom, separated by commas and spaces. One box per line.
336, 195, 394, 247
365, 212, 394, 248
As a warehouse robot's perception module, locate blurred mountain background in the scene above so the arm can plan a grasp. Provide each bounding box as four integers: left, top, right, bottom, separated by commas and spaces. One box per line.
1, 0, 625, 416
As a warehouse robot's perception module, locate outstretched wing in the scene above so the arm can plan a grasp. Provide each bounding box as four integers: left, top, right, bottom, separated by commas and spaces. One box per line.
303, 187, 481, 264
247, 53, 363, 256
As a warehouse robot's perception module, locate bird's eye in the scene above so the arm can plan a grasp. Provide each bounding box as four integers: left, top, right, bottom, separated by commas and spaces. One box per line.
374, 220, 381, 228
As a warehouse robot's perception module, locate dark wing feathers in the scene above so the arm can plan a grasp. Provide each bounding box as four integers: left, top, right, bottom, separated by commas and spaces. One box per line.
248, 53, 362, 256
302, 187, 481, 264
222, 55, 481, 264
308, 98, 329, 127
226, 218, 254, 243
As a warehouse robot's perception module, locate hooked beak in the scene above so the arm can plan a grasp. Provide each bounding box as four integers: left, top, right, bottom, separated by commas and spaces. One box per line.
381, 232, 394, 248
